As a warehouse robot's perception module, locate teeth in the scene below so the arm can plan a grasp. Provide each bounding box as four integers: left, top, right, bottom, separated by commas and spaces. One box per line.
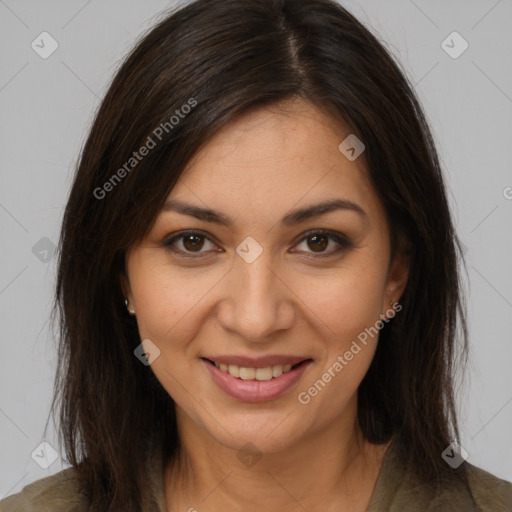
272, 365, 283, 378
228, 364, 240, 378
255, 367, 273, 380
239, 367, 255, 380
213, 361, 298, 381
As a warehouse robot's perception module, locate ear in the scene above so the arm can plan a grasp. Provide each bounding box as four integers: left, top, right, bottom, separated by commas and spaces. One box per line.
120, 266, 134, 305
383, 242, 410, 314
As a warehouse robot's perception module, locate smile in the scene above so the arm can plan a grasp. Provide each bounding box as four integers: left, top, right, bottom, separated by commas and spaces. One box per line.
211, 361, 299, 381
201, 357, 313, 402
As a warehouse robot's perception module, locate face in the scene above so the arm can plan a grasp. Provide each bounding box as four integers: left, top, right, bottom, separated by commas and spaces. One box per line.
123, 99, 408, 454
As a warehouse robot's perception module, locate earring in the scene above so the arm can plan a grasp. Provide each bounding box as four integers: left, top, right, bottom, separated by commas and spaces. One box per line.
124, 299, 135, 315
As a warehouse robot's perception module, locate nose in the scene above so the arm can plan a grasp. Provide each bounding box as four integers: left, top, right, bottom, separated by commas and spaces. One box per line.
216, 249, 295, 342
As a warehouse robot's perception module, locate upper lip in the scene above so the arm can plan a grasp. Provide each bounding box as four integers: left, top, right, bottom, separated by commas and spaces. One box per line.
202, 355, 312, 368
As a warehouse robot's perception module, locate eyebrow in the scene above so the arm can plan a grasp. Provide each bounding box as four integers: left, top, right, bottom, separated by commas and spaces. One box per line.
161, 198, 366, 227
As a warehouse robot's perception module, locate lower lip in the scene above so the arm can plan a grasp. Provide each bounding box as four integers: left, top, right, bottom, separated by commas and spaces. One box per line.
202, 359, 312, 402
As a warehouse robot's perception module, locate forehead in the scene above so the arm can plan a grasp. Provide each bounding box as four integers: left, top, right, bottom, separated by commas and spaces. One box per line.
168, 99, 384, 226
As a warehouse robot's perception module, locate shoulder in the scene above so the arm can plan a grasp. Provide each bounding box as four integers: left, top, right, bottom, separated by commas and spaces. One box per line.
465, 462, 512, 511
0, 467, 88, 512
369, 438, 512, 512
424, 462, 512, 511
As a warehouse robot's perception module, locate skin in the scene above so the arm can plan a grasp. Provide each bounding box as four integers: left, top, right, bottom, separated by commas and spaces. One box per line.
123, 98, 409, 511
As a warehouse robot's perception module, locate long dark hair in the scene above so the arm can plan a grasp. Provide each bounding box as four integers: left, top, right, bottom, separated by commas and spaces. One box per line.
50, 0, 469, 509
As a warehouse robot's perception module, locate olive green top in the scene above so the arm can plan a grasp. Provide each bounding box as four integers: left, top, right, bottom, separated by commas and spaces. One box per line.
1, 439, 511, 511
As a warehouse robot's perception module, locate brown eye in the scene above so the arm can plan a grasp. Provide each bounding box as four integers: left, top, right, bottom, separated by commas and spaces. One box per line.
293, 230, 353, 258
307, 234, 329, 252
182, 234, 205, 252
163, 230, 218, 257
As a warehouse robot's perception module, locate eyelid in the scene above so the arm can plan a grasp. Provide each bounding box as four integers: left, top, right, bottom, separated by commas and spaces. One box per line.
290, 229, 352, 257
162, 229, 352, 258
162, 229, 222, 258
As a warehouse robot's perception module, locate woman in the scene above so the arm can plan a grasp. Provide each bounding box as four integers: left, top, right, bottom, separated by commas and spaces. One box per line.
1, 0, 510, 510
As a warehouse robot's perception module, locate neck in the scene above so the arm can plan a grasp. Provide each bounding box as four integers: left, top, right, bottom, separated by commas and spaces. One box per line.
164, 404, 391, 512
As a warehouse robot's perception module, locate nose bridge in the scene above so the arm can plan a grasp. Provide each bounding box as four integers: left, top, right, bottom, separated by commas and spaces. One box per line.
220, 245, 293, 341
240, 250, 274, 299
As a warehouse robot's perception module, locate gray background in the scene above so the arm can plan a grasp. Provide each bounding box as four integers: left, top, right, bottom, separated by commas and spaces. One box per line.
1, 0, 511, 498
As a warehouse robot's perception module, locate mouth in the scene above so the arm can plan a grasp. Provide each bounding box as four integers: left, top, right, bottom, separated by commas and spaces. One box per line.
201, 356, 313, 402
202, 358, 310, 381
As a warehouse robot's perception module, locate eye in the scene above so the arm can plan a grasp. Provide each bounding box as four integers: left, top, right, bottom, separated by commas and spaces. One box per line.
291, 230, 352, 258
162, 230, 220, 258
162, 229, 352, 260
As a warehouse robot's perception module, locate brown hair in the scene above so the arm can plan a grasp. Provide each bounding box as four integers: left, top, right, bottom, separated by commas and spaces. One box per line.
50, 0, 469, 509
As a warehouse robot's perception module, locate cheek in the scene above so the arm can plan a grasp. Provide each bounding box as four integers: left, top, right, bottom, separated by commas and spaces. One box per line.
294, 269, 385, 419
129, 259, 225, 347
293, 256, 389, 416
291, 260, 387, 344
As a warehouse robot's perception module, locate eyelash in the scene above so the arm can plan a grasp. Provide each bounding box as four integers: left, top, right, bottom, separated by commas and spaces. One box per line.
162, 229, 353, 260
